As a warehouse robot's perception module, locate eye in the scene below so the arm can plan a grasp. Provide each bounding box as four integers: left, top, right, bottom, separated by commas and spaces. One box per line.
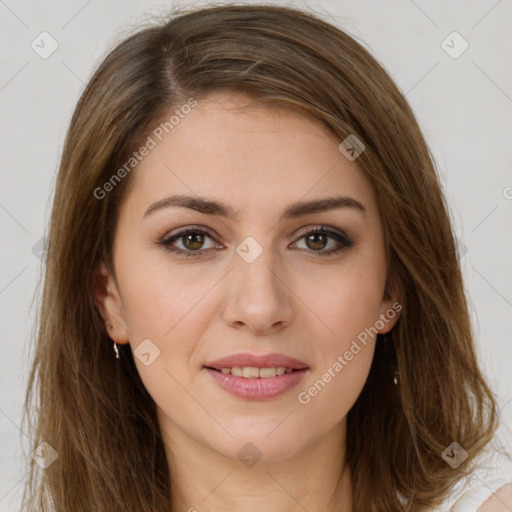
159, 225, 353, 258
291, 225, 354, 256
159, 227, 219, 257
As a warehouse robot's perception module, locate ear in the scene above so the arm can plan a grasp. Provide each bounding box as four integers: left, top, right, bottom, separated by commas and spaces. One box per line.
92, 261, 130, 344
377, 269, 402, 335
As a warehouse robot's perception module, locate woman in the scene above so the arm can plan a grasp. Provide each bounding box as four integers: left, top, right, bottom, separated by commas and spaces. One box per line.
21, 4, 512, 511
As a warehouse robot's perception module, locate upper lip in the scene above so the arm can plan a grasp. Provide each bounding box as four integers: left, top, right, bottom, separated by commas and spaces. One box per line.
204, 353, 309, 370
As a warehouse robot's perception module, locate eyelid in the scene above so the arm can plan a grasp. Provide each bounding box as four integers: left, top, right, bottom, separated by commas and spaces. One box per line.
160, 225, 219, 248
162, 224, 350, 241
294, 224, 351, 241
166, 224, 217, 238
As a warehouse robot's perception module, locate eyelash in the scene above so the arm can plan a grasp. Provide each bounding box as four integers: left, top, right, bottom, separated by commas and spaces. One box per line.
159, 225, 354, 258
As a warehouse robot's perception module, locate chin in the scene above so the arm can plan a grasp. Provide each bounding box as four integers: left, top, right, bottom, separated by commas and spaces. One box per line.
204, 423, 312, 465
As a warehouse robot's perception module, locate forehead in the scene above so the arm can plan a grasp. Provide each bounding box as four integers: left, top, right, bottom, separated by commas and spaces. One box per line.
119, 91, 378, 221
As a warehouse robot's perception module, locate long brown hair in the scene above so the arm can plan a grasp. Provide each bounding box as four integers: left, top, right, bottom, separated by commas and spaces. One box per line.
21, 4, 498, 511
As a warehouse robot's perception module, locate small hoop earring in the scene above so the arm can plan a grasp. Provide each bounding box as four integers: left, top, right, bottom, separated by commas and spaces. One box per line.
393, 370, 400, 386
113, 341, 120, 359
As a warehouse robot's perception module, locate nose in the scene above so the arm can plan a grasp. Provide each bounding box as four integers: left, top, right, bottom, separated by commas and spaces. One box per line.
221, 245, 295, 335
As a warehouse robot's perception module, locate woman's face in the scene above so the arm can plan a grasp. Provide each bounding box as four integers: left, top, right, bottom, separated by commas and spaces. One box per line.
95, 91, 400, 463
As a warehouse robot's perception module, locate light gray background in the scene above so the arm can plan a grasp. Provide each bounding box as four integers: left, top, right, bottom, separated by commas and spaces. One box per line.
1, 0, 511, 509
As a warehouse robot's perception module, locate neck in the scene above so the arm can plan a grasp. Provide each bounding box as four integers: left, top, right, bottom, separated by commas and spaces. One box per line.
159, 411, 353, 512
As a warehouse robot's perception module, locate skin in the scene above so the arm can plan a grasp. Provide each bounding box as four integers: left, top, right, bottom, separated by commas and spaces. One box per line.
94, 91, 401, 512
476, 484, 512, 511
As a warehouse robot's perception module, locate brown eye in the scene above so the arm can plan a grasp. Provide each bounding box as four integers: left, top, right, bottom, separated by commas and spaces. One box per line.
181, 232, 206, 251
305, 232, 329, 251
293, 226, 353, 256
160, 228, 218, 257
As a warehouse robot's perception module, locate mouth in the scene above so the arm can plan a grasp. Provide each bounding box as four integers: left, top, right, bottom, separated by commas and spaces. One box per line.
202, 353, 310, 400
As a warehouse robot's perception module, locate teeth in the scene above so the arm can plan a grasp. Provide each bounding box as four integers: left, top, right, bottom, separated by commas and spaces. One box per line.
260, 367, 279, 378
216, 366, 296, 378
243, 366, 260, 378
231, 367, 244, 377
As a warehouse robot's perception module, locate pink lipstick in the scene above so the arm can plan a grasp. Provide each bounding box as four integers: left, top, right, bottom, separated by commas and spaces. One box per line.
203, 353, 309, 400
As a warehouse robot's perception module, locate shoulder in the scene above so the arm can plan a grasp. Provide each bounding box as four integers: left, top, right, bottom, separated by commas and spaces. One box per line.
475, 483, 512, 511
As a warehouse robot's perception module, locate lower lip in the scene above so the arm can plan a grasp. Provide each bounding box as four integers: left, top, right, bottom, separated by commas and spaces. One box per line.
204, 368, 309, 400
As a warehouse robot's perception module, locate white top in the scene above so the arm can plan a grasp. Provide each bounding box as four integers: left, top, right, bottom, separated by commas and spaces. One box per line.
399, 422, 512, 511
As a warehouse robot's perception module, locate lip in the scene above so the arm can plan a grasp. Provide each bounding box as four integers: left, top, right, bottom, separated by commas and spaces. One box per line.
204, 353, 309, 370
203, 352, 310, 400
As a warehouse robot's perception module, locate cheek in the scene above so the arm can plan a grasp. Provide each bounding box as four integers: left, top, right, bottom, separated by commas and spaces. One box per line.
296, 340, 375, 428
116, 246, 212, 340
114, 250, 211, 396
296, 270, 381, 419
309, 260, 386, 344
296, 256, 384, 417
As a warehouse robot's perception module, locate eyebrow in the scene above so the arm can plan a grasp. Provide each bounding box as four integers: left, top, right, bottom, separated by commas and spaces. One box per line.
143, 194, 366, 221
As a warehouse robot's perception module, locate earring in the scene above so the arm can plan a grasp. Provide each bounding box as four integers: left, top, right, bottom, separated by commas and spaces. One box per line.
113, 341, 120, 359
388, 330, 399, 385
108, 324, 120, 360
